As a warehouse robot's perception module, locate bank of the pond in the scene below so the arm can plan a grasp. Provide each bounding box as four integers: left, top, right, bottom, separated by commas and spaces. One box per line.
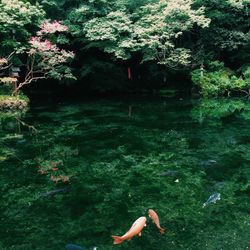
0, 95, 29, 111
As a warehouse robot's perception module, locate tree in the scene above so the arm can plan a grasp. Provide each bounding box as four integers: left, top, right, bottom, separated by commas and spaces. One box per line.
0, 0, 45, 54
0, 1, 75, 97
132, 0, 211, 68
14, 20, 75, 94
74, 0, 210, 68
193, 0, 250, 68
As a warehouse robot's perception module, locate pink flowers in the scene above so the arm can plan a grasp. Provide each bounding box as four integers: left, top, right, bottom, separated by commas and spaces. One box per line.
28, 37, 74, 66
28, 20, 74, 66
37, 20, 68, 36
61, 49, 75, 59
29, 37, 57, 52
16, 19, 76, 88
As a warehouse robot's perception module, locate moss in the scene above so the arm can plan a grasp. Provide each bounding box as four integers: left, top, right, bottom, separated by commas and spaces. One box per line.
0, 95, 29, 111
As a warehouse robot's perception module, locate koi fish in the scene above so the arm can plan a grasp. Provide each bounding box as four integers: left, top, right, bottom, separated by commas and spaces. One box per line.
148, 209, 165, 234
203, 193, 221, 207
112, 216, 147, 245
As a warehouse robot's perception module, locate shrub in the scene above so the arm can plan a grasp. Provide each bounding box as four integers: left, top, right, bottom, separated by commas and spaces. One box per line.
192, 62, 250, 97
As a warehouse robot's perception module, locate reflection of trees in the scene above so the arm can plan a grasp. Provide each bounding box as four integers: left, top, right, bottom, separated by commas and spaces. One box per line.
0, 112, 36, 133
191, 98, 249, 123
16, 117, 37, 132
0, 112, 28, 163
1, 102, 250, 249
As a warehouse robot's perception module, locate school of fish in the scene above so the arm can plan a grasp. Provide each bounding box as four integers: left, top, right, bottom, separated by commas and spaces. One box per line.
112, 192, 221, 245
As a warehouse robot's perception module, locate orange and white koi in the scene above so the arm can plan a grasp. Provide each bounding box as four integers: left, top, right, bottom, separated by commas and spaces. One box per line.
112, 216, 147, 245
148, 209, 165, 234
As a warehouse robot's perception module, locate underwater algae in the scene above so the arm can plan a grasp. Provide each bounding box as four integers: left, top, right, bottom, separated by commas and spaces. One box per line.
0, 98, 249, 249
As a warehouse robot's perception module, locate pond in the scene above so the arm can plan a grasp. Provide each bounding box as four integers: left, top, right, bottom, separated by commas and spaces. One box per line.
0, 96, 249, 250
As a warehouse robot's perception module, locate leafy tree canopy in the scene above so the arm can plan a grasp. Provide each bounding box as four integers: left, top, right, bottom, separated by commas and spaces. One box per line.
0, 0, 45, 54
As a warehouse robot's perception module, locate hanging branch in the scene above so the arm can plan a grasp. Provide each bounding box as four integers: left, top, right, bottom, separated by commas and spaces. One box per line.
16, 117, 38, 132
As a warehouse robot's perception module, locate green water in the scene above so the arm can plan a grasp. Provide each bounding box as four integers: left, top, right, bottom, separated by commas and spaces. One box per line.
0, 97, 249, 250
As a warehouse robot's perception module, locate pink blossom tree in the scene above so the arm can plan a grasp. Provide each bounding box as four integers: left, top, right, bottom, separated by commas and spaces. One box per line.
37, 20, 68, 35
14, 20, 75, 95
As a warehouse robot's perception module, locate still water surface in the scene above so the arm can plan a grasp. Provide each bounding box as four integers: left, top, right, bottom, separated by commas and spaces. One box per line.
0, 97, 249, 249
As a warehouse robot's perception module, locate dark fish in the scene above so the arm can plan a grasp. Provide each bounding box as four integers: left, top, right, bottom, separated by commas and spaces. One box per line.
159, 170, 178, 176
65, 244, 87, 250
17, 139, 26, 144
40, 187, 70, 197
203, 193, 221, 207
200, 159, 217, 167
214, 181, 226, 189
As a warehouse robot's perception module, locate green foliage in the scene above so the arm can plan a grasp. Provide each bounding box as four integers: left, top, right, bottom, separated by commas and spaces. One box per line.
73, 0, 210, 67
0, 95, 29, 111
0, 0, 45, 53
26, 0, 250, 93
191, 98, 246, 122
192, 62, 250, 97
192, 68, 230, 97
132, 0, 210, 67
0, 0, 250, 93
0, 78, 13, 95
243, 67, 250, 88
84, 10, 134, 60
191, 97, 250, 124
194, 0, 250, 67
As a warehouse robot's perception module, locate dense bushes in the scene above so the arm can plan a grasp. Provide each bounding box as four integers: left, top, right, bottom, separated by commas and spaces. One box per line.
192, 61, 250, 97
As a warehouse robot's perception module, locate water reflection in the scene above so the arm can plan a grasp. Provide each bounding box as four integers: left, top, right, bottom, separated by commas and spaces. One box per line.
0, 98, 249, 249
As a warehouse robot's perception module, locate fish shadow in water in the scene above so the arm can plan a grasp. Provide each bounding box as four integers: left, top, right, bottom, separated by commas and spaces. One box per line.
158, 169, 178, 177
40, 187, 71, 197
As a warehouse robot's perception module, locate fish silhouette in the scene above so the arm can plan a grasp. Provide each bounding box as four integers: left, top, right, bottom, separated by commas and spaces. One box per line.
65, 244, 86, 250
203, 193, 221, 207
